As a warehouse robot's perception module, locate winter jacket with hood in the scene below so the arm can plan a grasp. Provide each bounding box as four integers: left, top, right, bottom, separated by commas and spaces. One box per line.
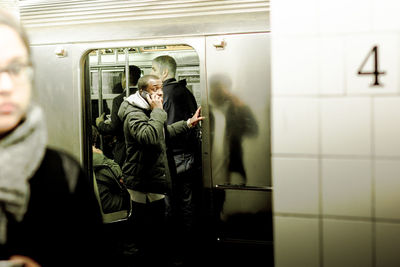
118, 91, 190, 194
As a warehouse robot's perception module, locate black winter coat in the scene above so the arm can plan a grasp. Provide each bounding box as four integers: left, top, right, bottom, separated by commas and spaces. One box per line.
0, 148, 109, 267
162, 78, 199, 153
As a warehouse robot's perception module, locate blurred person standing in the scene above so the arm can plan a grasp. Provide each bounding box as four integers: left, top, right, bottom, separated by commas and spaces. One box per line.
0, 10, 107, 267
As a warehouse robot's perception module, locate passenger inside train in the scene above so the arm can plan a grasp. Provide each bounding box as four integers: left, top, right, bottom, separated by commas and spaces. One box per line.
92, 125, 130, 214
92, 125, 138, 267
96, 65, 141, 167
117, 74, 204, 266
151, 55, 203, 266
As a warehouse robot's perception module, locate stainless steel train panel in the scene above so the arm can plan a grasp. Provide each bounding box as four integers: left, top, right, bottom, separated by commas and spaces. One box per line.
30, 44, 82, 158
21, 1, 269, 45
203, 33, 272, 264
205, 33, 271, 188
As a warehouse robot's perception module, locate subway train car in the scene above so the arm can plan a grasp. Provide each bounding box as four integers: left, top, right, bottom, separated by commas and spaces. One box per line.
12, 0, 272, 266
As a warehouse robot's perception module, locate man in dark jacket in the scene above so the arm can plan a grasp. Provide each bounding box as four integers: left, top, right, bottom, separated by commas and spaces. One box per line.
118, 74, 203, 266
96, 65, 141, 167
151, 55, 201, 265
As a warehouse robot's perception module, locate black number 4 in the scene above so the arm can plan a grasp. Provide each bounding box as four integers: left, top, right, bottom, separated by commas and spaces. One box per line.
357, 45, 386, 86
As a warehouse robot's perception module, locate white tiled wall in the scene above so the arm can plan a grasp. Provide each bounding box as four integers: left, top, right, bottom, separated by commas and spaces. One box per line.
272, 37, 319, 95
319, 37, 345, 95
376, 222, 400, 267
374, 160, 400, 220
272, 98, 319, 154
274, 216, 320, 267
322, 159, 372, 217
320, 97, 372, 156
373, 1, 400, 31
271, 0, 400, 266
323, 219, 372, 267
319, 0, 372, 34
273, 158, 319, 214
374, 97, 400, 156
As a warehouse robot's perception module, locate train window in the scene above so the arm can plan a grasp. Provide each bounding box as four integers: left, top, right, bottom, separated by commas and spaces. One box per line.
82, 44, 200, 179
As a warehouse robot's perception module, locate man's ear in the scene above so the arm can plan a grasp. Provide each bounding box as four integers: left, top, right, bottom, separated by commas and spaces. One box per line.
162, 69, 169, 80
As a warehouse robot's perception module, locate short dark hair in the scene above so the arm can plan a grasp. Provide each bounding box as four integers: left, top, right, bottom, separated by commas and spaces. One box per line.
129, 65, 141, 85
0, 10, 30, 57
137, 74, 160, 91
152, 55, 177, 78
122, 65, 141, 86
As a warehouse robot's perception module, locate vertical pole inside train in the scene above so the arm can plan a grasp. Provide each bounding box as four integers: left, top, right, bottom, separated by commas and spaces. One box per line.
97, 50, 104, 149
124, 48, 129, 97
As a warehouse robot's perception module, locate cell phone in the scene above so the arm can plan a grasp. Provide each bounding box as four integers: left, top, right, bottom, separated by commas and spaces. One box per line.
140, 90, 150, 103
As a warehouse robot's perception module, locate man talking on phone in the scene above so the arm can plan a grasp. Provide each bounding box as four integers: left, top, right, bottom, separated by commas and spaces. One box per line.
117, 74, 203, 266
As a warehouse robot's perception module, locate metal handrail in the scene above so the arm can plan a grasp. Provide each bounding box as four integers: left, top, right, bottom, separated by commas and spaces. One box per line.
214, 184, 272, 192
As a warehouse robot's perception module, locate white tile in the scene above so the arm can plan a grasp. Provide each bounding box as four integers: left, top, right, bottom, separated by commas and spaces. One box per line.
319, 0, 372, 34
345, 34, 399, 95
374, 97, 400, 157
376, 222, 400, 267
271, 0, 318, 34
322, 159, 372, 217
323, 219, 372, 267
373, 0, 400, 31
274, 216, 320, 267
321, 97, 372, 156
272, 37, 319, 95
319, 37, 345, 95
273, 157, 319, 214
272, 97, 319, 154
375, 160, 400, 220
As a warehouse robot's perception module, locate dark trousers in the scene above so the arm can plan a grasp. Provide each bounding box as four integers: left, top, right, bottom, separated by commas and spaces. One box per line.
130, 198, 168, 266
168, 154, 202, 265
171, 153, 199, 234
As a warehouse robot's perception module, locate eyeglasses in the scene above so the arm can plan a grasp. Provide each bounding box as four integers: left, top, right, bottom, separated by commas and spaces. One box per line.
0, 62, 33, 83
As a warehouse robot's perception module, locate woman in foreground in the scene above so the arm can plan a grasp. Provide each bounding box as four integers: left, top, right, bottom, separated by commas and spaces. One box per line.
0, 9, 107, 267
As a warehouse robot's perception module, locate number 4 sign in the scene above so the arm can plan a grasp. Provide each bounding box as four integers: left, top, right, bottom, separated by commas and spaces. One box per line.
357, 46, 386, 86
346, 36, 398, 94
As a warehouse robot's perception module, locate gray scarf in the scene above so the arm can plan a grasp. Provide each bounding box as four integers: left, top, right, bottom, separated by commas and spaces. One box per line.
0, 104, 47, 244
